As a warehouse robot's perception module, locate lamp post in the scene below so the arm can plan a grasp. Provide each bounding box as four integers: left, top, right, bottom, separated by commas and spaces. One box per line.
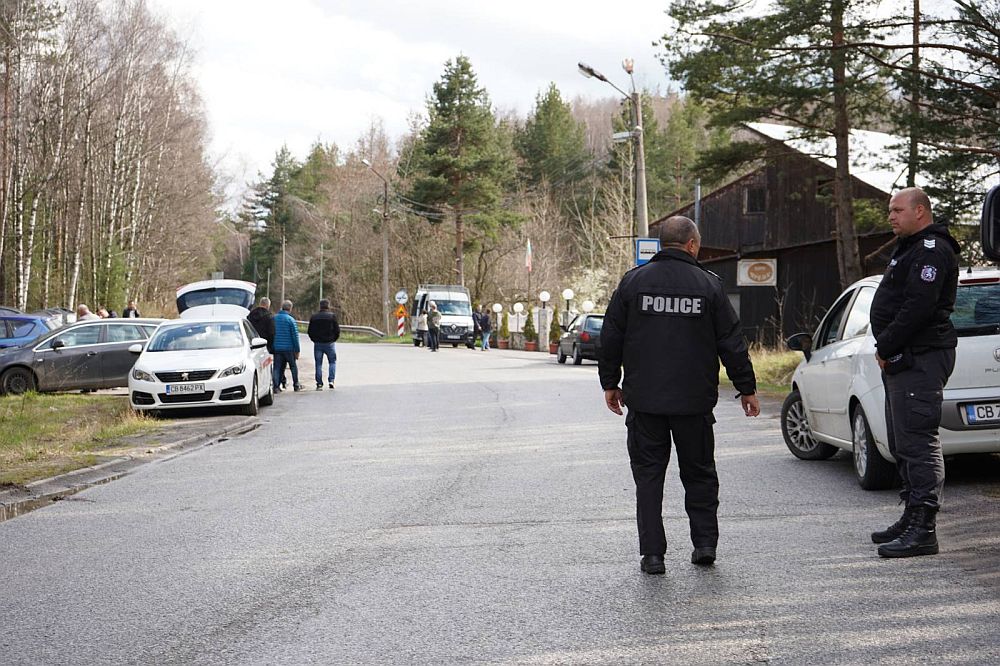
578, 59, 648, 239
561, 288, 574, 326
539, 290, 551, 350
582, 300, 595, 313
492, 302, 502, 341
362, 158, 391, 337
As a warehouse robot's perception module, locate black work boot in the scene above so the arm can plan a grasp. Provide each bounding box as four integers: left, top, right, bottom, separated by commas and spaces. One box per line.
877, 506, 939, 558
640, 555, 665, 575
871, 505, 916, 544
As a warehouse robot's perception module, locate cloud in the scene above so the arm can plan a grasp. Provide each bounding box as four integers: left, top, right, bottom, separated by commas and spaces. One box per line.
150, 0, 671, 201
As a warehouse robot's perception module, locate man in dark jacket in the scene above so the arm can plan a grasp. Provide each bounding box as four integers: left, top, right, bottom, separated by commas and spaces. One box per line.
869, 187, 959, 558
307, 299, 341, 390
599, 216, 759, 574
247, 297, 276, 353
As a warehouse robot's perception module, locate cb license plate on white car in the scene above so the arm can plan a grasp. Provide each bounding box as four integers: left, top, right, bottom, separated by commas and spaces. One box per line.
963, 403, 1000, 425
166, 383, 204, 395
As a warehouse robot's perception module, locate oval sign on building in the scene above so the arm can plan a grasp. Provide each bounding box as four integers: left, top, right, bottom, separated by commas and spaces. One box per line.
737, 259, 777, 287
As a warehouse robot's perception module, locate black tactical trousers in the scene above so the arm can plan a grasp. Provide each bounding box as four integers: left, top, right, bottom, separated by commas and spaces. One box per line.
883, 347, 955, 510
626, 410, 720, 554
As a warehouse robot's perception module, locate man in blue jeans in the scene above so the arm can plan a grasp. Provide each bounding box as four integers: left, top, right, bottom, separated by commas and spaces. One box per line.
307, 299, 340, 390
272, 300, 302, 392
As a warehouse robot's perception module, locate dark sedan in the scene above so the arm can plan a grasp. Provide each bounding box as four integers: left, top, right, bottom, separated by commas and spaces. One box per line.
0, 318, 163, 394
556, 313, 604, 365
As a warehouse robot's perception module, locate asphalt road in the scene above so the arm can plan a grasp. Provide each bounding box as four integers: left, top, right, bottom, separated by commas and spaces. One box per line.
2, 340, 999, 664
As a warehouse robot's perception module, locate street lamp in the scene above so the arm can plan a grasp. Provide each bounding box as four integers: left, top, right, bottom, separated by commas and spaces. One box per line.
582, 300, 595, 313
561, 288, 574, 325
578, 60, 648, 239
362, 158, 391, 337
492, 302, 502, 333
538, 291, 551, 350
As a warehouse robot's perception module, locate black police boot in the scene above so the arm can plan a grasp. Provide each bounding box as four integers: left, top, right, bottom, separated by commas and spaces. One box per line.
877, 506, 939, 558
871, 505, 916, 544
640, 554, 665, 575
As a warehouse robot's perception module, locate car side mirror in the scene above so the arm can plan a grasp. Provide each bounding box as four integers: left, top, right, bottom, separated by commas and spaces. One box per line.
981, 185, 1000, 261
128, 343, 143, 354
251, 337, 268, 349
51, 339, 65, 350
786, 333, 813, 361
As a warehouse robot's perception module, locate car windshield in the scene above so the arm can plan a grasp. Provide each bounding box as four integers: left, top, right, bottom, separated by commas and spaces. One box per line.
147, 323, 244, 351
952, 283, 1000, 336
585, 316, 604, 332
176, 287, 254, 313
435, 299, 471, 316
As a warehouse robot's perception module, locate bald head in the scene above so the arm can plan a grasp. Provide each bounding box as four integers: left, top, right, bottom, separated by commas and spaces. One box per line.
888, 187, 933, 237
658, 216, 701, 257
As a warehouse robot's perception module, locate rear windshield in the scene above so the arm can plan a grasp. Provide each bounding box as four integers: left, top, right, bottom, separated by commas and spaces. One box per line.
585, 316, 604, 332
176, 287, 254, 313
952, 283, 1000, 336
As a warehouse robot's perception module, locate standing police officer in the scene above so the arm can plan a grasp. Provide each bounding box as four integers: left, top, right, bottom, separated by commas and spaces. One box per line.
599, 216, 759, 574
870, 187, 959, 558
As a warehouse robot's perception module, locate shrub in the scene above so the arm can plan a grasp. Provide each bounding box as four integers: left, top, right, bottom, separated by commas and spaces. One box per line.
523, 309, 537, 342
500, 310, 510, 339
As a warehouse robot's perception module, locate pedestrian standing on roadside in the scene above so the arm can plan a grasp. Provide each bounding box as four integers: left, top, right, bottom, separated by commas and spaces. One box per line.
308, 299, 340, 390
122, 300, 141, 318
77, 304, 100, 321
472, 306, 483, 348
869, 187, 960, 558
599, 215, 760, 574
427, 302, 442, 352
272, 300, 302, 392
417, 309, 429, 347
479, 304, 492, 351
247, 297, 276, 353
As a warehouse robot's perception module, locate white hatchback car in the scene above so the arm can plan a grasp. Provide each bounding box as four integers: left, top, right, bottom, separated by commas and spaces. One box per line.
781, 269, 1000, 489
128, 319, 273, 416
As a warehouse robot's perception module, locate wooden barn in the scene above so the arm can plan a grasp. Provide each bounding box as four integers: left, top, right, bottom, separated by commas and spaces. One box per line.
651, 123, 904, 344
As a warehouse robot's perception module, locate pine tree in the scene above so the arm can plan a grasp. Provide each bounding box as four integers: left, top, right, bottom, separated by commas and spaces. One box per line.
407, 55, 517, 286
516, 83, 591, 193
663, 0, 890, 288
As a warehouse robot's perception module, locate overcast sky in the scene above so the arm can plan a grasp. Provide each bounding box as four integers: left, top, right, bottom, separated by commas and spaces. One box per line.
148, 0, 674, 198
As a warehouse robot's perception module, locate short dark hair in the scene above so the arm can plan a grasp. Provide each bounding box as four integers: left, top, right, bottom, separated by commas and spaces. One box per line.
319, 299, 330, 310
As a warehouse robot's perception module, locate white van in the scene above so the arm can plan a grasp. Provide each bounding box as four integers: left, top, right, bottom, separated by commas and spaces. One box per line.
176, 279, 256, 320
410, 284, 475, 348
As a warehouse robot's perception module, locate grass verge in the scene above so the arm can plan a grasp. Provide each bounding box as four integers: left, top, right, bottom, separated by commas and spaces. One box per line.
720, 346, 801, 397
0, 393, 161, 487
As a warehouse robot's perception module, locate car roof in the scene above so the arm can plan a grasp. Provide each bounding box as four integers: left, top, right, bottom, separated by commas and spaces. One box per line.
176, 279, 256, 296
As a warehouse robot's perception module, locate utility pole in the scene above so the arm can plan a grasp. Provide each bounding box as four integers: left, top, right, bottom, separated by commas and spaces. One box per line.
907, 0, 920, 187
362, 158, 392, 336
579, 59, 649, 238
280, 232, 286, 304
319, 242, 324, 302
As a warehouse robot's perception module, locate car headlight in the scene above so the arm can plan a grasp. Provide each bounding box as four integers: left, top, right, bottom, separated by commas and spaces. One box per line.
219, 363, 246, 378
132, 368, 154, 382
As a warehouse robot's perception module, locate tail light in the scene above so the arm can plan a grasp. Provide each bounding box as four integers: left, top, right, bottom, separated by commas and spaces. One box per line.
580, 332, 591, 342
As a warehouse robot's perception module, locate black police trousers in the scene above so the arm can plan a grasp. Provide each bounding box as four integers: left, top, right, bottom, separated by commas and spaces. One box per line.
626, 410, 719, 554
883, 347, 955, 510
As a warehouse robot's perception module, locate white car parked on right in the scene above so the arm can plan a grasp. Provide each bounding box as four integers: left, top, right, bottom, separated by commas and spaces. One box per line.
781, 268, 1000, 489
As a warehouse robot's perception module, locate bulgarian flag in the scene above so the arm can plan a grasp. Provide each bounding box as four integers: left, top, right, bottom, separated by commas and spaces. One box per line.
525, 238, 532, 273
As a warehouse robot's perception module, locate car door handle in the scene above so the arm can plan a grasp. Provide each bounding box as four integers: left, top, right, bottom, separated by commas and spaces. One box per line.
87, 351, 98, 356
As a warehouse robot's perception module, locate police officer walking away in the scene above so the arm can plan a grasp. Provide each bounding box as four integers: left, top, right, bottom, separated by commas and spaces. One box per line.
870, 187, 959, 558
599, 216, 760, 574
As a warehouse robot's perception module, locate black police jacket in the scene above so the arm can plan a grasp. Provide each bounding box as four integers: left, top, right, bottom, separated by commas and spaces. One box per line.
870, 223, 959, 359
598, 248, 757, 415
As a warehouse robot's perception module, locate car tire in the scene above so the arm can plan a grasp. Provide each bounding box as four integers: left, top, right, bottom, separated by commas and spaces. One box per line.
780, 389, 837, 460
572, 345, 583, 365
852, 405, 897, 490
451, 342, 458, 348
242, 375, 260, 417
260, 379, 274, 407
557, 346, 567, 364
1, 366, 36, 395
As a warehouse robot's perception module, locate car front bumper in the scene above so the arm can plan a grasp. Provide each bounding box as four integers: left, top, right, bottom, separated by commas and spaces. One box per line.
129, 374, 255, 410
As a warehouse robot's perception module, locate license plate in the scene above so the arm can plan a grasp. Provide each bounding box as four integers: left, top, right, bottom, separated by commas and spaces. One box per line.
445, 335, 461, 340
166, 383, 204, 395
963, 403, 1000, 424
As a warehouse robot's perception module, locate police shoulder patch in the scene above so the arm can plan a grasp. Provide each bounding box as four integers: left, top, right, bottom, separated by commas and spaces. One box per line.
920, 265, 938, 282
923, 238, 936, 249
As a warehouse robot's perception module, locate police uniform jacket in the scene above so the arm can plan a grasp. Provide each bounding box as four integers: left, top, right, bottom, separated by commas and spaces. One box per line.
870, 223, 959, 359
598, 248, 756, 415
